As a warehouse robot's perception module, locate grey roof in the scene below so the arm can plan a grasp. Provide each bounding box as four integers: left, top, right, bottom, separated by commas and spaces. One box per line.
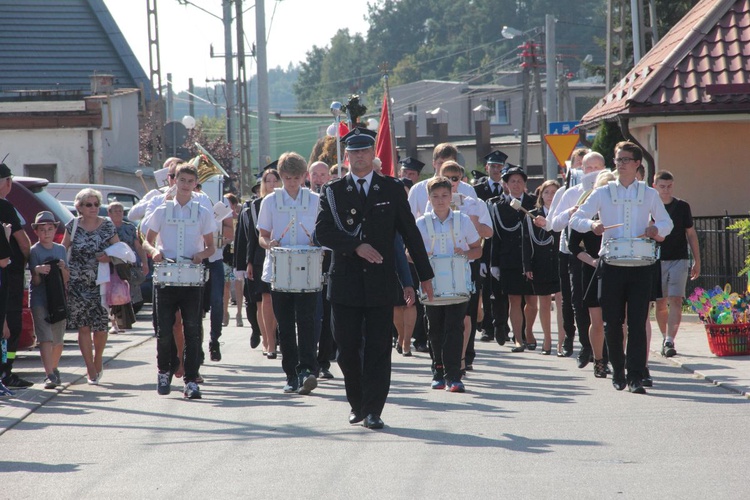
0, 0, 151, 99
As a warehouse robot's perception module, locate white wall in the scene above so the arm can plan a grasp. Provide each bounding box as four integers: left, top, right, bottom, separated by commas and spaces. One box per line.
101, 92, 140, 168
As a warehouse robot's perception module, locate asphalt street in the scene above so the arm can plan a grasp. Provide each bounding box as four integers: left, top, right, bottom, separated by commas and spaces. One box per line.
1, 306, 749, 499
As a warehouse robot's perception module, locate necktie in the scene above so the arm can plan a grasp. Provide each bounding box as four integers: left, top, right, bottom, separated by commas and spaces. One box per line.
357, 178, 367, 204
492, 182, 499, 196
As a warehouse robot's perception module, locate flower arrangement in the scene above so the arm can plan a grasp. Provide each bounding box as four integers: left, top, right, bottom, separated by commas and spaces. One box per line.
687, 285, 750, 325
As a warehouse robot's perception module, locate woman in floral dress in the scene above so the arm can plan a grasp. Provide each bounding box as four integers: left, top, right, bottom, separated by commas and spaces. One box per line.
63, 189, 119, 384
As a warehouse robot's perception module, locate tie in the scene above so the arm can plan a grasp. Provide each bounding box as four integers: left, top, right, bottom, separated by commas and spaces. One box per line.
492, 182, 499, 196
357, 178, 367, 204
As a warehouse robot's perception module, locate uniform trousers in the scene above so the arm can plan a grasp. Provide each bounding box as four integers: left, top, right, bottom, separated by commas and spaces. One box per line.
331, 302, 393, 417
490, 276, 511, 338
599, 262, 653, 380
558, 252, 577, 346
569, 255, 592, 352
271, 290, 318, 383
426, 302, 468, 382
316, 286, 335, 371
156, 285, 203, 382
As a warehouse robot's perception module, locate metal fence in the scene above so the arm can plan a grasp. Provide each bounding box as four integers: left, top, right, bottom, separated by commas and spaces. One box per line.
690, 215, 749, 295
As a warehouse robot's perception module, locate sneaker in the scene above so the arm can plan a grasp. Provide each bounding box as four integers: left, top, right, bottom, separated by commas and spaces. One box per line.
431, 378, 446, 390
184, 381, 202, 399
157, 371, 172, 395
195, 373, 204, 384
283, 379, 299, 393
2, 373, 33, 388
446, 380, 465, 393
0, 382, 14, 397
209, 341, 222, 362
319, 368, 334, 380
44, 376, 58, 390
662, 341, 676, 358
642, 367, 653, 387
298, 372, 318, 395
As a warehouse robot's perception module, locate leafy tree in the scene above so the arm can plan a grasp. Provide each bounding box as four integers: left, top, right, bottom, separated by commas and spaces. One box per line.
590, 120, 624, 169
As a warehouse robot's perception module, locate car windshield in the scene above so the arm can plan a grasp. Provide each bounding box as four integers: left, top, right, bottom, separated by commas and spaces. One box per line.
29, 187, 75, 225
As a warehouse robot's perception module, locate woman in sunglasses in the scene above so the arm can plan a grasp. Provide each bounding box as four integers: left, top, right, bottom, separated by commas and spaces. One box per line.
63, 188, 120, 385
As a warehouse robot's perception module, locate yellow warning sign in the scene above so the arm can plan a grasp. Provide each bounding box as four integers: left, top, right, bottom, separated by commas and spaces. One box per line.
544, 133, 581, 167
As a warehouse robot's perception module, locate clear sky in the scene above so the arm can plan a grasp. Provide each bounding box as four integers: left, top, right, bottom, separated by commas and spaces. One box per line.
103, 0, 371, 91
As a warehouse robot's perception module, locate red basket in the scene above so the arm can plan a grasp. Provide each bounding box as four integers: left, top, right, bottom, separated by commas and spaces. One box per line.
704, 323, 750, 356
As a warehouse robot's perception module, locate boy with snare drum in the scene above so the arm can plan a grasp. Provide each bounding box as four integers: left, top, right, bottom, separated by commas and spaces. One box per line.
257, 152, 321, 395
414, 177, 482, 393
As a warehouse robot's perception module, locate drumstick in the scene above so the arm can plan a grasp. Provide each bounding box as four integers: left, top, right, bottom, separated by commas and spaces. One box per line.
276, 219, 295, 242
135, 169, 150, 193
603, 223, 624, 230
509, 198, 532, 217
299, 223, 313, 245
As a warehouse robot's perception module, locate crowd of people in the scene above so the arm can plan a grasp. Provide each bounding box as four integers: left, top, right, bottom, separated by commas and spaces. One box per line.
0, 129, 701, 428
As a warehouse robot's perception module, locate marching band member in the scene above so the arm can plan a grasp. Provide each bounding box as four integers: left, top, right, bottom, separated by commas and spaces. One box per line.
315, 127, 434, 430
570, 142, 673, 394
408, 143, 475, 218
415, 177, 481, 393
257, 152, 321, 395
142, 164, 216, 399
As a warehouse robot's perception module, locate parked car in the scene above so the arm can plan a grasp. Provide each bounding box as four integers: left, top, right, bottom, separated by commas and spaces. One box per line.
6, 176, 75, 350
47, 183, 140, 216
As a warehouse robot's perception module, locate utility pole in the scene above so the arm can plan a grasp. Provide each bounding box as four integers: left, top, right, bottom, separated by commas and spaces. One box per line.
222, 0, 235, 166
544, 14, 557, 180
235, 0, 252, 197
146, 0, 164, 168
188, 78, 195, 117
606, 0, 659, 89
255, 0, 271, 171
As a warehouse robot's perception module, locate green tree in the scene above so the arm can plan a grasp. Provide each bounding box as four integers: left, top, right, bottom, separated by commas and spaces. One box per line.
590, 120, 625, 169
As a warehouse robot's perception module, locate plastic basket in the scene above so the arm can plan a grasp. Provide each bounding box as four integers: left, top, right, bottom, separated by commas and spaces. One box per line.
704, 323, 750, 356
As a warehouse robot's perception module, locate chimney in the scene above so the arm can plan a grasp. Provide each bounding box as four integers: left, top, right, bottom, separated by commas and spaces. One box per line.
90, 73, 115, 95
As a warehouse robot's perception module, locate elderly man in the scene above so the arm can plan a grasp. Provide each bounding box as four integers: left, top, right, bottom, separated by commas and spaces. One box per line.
315, 127, 434, 430
570, 142, 673, 394
308, 160, 331, 194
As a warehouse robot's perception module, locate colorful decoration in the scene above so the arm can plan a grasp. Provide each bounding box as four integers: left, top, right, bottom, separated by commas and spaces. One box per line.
688, 284, 750, 324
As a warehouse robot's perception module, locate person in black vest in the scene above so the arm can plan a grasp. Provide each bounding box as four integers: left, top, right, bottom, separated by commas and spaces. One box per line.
315, 127, 434, 430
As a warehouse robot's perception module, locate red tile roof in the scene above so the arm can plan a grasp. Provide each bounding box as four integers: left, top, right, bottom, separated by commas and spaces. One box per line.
581, 0, 750, 126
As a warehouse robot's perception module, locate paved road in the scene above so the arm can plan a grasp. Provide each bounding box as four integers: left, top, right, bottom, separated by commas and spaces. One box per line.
1, 306, 749, 499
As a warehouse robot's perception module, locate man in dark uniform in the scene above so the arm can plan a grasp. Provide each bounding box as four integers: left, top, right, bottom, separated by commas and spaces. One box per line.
488, 166, 538, 352
315, 127, 434, 430
474, 151, 508, 343
398, 156, 424, 185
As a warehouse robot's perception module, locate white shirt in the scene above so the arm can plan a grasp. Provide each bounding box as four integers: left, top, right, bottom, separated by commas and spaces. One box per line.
570, 179, 673, 256
350, 170, 375, 196
409, 179, 477, 218
486, 180, 503, 197
128, 187, 166, 221
416, 210, 480, 257
147, 200, 216, 261
257, 187, 320, 283
547, 170, 601, 254
425, 193, 492, 231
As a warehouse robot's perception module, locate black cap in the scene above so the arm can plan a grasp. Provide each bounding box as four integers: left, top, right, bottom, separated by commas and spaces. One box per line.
0, 163, 12, 179
255, 160, 278, 180
484, 150, 508, 165
341, 127, 377, 151
502, 165, 527, 183
472, 170, 488, 180
399, 157, 425, 173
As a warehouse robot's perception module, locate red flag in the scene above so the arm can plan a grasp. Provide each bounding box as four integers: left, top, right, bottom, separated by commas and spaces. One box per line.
375, 94, 394, 177
338, 121, 349, 138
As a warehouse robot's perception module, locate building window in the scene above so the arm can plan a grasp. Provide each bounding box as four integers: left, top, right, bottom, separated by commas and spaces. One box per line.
491, 100, 510, 125
24, 164, 57, 182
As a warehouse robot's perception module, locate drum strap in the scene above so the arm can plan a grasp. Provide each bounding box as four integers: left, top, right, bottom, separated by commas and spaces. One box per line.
274, 188, 311, 244
165, 200, 200, 261
425, 211, 461, 254
608, 181, 645, 237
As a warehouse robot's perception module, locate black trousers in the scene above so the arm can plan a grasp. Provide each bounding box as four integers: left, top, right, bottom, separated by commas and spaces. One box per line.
271, 291, 318, 382
426, 302, 467, 382
599, 262, 653, 380
568, 255, 591, 351
465, 285, 480, 365
1, 269, 25, 377
155, 285, 203, 382
243, 279, 261, 339
317, 285, 335, 370
331, 302, 393, 417
490, 277, 510, 338
558, 252, 576, 344
480, 273, 494, 333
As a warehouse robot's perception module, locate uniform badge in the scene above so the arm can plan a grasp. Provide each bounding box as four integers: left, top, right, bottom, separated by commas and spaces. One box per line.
373, 184, 380, 191
350, 208, 357, 214
346, 185, 353, 192
347, 218, 354, 225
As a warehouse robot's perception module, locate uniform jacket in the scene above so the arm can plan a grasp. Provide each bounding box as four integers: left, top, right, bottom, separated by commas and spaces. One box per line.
473, 178, 503, 202
488, 192, 537, 269
315, 173, 433, 307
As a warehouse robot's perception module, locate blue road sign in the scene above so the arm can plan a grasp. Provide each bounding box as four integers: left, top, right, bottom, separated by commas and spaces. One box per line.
548, 121, 580, 135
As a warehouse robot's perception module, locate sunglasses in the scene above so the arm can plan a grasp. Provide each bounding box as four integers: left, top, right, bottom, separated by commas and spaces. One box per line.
447, 176, 461, 182
83, 202, 100, 208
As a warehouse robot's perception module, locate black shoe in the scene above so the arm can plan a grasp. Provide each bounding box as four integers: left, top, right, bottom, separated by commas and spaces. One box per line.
250, 333, 261, 349
593, 359, 607, 379
510, 344, 525, 353
319, 368, 334, 380
628, 379, 646, 394
526, 342, 537, 351
612, 369, 627, 391
349, 410, 364, 425
563, 337, 574, 357
209, 341, 221, 362
157, 371, 172, 395
414, 343, 430, 353
496, 335, 506, 346
396, 345, 403, 354
479, 330, 494, 342
2, 373, 33, 388
642, 367, 653, 387
577, 348, 592, 369
662, 341, 677, 358
363, 414, 384, 429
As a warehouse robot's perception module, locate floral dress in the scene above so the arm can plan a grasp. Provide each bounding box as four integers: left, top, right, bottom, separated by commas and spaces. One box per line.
65, 217, 117, 331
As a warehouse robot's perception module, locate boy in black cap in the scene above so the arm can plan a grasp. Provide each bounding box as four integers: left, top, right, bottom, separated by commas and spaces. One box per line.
398, 157, 424, 184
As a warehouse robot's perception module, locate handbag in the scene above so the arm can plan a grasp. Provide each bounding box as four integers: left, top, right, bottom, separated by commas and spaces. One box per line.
106, 271, 131, 306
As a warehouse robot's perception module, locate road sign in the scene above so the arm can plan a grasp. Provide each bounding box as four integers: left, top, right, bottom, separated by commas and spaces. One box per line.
548, 120, 580, 135
544, 133, 580, 167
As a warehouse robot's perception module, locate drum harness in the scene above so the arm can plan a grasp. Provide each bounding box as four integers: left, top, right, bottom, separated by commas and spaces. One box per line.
274, 187, 312, 244
424, 211, 462, 255
155, 200, 203, 288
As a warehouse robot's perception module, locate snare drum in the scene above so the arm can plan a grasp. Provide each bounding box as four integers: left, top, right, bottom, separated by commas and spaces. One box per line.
602, 238, 658, 267
153, 262, 207, 287
420, 255, 474, 305
271, 246, 324, 293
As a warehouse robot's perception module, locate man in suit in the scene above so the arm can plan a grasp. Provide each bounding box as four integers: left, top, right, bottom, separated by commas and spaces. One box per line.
315, 127, 434, 430
488, 166, 539, 352
474, 151, 508, 343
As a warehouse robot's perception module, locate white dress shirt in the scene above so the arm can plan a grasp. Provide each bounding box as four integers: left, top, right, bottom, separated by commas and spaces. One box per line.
416, 210, 480, 256
409, 179, 477, 218
570, 179, 673, 256
147, 200, 216, 261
